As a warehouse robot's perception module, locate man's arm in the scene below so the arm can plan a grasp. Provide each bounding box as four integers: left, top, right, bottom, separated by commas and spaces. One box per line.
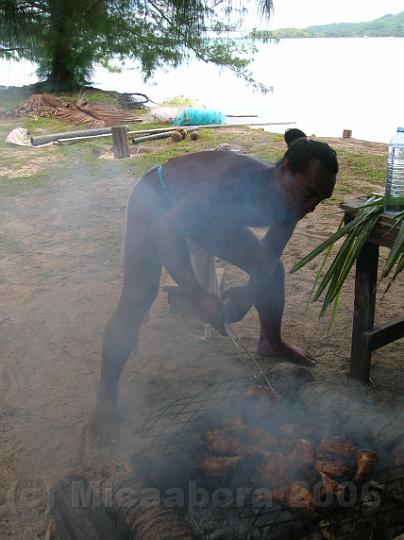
248, 221, 297, 300
223, 221, 297, 322
151, 188, 212, 293
151, 188, 230, 331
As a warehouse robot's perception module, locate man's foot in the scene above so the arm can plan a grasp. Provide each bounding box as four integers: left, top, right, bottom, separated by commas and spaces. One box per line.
87, 402, 120, 445
257, 339, 317, 367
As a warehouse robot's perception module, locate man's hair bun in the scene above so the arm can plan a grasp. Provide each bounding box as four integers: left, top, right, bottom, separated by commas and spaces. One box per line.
284, 128, 307, 148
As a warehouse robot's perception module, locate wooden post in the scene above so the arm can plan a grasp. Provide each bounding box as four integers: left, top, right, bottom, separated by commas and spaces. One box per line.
350, 241, 379, 382
112, 125, 130, 158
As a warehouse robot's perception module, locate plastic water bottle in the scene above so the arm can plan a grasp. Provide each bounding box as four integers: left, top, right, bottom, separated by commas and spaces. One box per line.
384, 127, 404, 214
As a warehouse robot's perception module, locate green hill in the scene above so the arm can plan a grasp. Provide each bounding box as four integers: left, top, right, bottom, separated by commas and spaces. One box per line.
271, 11, 404, 38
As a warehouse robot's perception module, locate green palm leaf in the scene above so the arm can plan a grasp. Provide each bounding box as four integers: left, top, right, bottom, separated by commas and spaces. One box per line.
290, 195, 404, 321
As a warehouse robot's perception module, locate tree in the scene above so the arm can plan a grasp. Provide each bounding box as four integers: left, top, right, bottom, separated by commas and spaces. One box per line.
0, 0, 274, 91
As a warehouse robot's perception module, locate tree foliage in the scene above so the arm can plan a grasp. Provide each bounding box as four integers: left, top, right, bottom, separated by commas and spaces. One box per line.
0, 0, 274, 91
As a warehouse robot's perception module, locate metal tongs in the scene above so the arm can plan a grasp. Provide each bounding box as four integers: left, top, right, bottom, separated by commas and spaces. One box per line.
225, 323, 279, 397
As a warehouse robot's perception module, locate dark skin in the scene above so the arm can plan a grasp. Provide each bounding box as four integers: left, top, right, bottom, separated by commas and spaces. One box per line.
89, 150, 336, 442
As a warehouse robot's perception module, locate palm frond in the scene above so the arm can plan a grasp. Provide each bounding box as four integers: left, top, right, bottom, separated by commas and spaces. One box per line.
290, 196, 403, 321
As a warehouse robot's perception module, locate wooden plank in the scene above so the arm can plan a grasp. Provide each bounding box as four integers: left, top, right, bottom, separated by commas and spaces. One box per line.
350, 241, 379, 383
367, 317, 404, 352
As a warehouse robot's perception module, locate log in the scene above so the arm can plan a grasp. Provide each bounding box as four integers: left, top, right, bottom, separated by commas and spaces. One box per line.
112, 125, 130, 158
50, 474, 125, 540
112, 478, 194, 540
299, 382, 404, 450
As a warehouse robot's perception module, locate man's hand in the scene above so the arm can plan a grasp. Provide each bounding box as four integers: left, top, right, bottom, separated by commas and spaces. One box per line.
222, 285, 254, 323
191, 290, 226, 335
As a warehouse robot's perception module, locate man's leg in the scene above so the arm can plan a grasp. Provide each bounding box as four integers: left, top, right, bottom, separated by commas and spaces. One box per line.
90, 237, 161, 441
90, 180, 167, 441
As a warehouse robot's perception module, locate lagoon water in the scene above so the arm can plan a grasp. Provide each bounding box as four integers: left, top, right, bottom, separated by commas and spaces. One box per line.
1, 38, 404, 143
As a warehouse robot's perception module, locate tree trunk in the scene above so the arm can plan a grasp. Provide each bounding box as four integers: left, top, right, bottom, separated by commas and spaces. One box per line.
47, 1, 81, 90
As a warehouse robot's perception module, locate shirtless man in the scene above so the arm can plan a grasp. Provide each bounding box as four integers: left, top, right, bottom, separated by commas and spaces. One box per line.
90, 129, 338, 440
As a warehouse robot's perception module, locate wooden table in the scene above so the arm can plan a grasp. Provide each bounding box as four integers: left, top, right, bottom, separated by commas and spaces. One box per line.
341, 198, 404, 383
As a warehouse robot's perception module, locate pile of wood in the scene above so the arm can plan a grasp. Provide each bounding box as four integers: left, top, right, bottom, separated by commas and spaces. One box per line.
11, 93, 143, 127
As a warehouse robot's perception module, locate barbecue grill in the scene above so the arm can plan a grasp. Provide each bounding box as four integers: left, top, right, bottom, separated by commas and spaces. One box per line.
132, 378, 404, 539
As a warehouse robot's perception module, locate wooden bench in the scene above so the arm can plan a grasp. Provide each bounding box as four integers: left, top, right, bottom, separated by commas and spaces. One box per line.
341, 198, 404, 383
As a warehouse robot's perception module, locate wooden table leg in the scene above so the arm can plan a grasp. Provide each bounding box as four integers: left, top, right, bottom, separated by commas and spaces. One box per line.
350, 241, 379, 382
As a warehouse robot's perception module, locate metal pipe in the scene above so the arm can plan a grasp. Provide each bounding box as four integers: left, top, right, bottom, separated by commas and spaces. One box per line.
131, 131, 174, 144
31, 126, 124, 146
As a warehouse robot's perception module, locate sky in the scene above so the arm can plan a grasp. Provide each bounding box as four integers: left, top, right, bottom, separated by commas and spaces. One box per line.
262, 0, 404, 29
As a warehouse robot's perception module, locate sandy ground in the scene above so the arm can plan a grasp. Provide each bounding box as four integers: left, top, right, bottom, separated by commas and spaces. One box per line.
0, 134, 403, 538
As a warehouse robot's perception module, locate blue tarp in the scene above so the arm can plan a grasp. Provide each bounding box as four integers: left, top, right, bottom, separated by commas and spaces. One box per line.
172, 108, 226, 126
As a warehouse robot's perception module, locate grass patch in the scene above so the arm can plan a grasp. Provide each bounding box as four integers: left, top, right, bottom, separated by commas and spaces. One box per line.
62, 89, 119, 105
0, 172, 49, 196
23, 116, 71, 135
160, 96, 195, 106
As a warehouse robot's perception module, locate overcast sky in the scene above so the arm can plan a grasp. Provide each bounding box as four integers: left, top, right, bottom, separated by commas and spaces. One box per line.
264, 0, 404, 29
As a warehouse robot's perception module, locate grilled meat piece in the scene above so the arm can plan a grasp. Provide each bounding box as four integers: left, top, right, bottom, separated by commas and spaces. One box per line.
354, 449, 377, 481
245, 385, 278, 403
247, 426, 278, 454
278, 425, 300, 452
315, 458, 350, 478
205, 430, 244, 455
198, 455, 241, 477
222, 416, 246, 432
289, 439, 315, 468
279, 423, 313, 440
317, 471, 346, 499
257, 452, 289, 488
272, 483, 316, 515
319, 436, 356, 458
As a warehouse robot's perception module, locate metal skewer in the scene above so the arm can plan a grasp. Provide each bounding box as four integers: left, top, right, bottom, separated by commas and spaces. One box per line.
225, 323, 279, 396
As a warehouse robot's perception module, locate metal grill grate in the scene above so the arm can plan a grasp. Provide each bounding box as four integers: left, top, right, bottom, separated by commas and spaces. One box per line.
234, 467, 404, 539
135, 377, 253, 457
134, 379, 404, 539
